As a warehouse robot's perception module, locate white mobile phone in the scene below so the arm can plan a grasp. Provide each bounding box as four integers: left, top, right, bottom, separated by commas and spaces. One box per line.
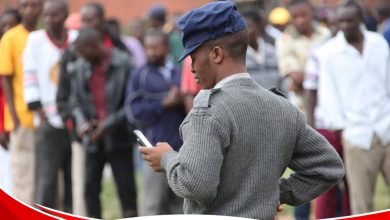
133, 130, 153, 148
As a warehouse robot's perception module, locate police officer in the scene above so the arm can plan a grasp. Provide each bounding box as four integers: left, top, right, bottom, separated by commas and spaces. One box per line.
139, 1, 345, 219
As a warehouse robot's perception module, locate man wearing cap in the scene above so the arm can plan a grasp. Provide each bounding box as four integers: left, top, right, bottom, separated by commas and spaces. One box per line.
276, 0, 329, 113
147, 4, 184, 67
268, 7, 290, 35
139, 1, 345, 219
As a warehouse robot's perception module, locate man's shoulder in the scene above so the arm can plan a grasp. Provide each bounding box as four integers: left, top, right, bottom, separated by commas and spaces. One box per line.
3, 24, 27, 38
317, 37, 338, 55
209, 79, 293, 111
112, 47, 128, 58
68, 29, 79, 42
193, 81, 301, 130
276, 30, 293, 45
281, 25, 297, 38
130, 64, 150, 79
312, 36, 344, 63
314, 25, 331, 38
193, 89, 221, 109
1, 24, 27, 44
29, 29, 45, 37
26, 29, 46, 43
73, 57, 89, 71
365, 31, 389, 49
111, 48, 131, 66
366, 30, 385, 39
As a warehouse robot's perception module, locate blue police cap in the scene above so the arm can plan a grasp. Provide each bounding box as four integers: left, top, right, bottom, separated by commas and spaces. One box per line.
177, 1, 247, 62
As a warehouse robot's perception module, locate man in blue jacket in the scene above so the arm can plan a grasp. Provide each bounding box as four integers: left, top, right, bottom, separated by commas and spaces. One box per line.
125, 29, 186, 215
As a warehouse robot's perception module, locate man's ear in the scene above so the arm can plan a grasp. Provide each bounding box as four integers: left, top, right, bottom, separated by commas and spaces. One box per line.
210, 46, 223, 64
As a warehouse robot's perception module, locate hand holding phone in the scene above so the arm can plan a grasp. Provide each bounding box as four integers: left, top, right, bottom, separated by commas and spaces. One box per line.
133, 130, 153, 148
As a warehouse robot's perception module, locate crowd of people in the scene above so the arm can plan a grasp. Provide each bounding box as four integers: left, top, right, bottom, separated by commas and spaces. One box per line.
0, 0, 389, 219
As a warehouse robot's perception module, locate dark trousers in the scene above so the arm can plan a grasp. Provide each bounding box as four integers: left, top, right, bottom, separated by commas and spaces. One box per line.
294, 203, 310, 220
315, 129, 351, 218
35, 123, 72, 212
84, 143, 137, 218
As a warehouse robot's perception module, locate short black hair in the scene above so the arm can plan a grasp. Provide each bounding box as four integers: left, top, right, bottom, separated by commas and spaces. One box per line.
82, 2, 105, 18
105, 18, 120, 34
106, 18, 120, 28
204, 28, 249, 62
341, 0, 364, 21
240, 9, 263, 25
1, 8, 21, 23
45, 0, 69, 14
377, 4, 390, 19
74, 27, 102, 48
145, 28, 169, 46
148, 5, 166, 23
288, 0, 312, 8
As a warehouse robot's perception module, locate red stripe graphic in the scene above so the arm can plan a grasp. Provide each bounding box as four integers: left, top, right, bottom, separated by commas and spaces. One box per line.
1, 188, 390, 219
35, 205, 91, 220
324, 209, 390, 220
0, 188, 61, 220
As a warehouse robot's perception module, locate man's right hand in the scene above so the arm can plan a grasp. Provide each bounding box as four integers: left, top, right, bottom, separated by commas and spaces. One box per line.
77, 122, 89, 138
273, 203, 283, 220
77, 120, 96, 138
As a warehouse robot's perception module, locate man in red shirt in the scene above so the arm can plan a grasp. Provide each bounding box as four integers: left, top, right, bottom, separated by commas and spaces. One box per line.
72, 28, 137, 219
56, 2, 131, 215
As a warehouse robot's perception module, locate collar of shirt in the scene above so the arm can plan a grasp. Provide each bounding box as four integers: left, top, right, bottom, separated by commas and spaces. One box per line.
214, 73, 251, 89
92, 48, 112, 75
334, 25, 370, 54
158, 59, 175, 81
103, 33, 113, 49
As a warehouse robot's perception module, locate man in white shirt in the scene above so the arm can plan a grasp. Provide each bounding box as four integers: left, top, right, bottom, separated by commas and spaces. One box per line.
23, 0, 77, 211
318, 1, 390, 214
304, 10, 351, 218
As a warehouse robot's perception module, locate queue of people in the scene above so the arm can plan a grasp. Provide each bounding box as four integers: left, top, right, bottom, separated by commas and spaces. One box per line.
0, 0, 389, 219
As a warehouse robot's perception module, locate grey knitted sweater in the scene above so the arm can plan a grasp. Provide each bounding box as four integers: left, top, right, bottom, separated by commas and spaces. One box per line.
161, 77, 345, 219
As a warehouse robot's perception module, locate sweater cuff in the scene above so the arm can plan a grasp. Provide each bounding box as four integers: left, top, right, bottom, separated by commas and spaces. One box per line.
279, 176, 319, 206
28, 101, 42, 110
279, 178, 292, 205
161, 150, 178, 171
